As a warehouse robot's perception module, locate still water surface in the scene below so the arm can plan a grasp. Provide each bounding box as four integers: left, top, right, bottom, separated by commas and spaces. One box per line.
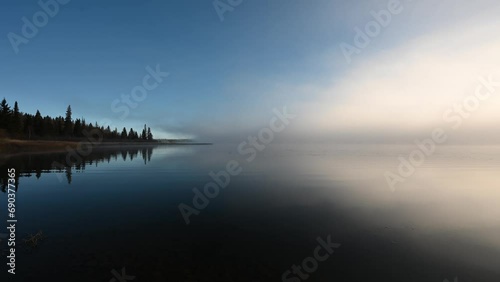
1, 144, 499, 281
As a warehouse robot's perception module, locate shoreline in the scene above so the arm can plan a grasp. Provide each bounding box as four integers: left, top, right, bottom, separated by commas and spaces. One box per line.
0, 139, 212, 157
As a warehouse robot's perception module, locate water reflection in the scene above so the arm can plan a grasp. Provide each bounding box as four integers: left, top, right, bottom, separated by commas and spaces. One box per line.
0, 145, 155, 191
0, 144, 499, 281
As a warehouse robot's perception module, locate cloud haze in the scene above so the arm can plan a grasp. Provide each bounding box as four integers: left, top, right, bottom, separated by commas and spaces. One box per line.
285, 16, 500, 143
2, 0, 500, 144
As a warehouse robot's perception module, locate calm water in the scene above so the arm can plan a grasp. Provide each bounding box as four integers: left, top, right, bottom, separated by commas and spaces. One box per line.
1, 144, 500, 281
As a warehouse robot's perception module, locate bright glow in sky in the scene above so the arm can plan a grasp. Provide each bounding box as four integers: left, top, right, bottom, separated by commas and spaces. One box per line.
1, 0, 499, 142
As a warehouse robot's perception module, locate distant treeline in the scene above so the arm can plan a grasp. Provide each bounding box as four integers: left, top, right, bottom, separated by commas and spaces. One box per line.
0, 97, 154, 141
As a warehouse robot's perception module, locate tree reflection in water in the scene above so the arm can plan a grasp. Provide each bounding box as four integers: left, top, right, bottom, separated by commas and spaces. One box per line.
0, 145, 155, 192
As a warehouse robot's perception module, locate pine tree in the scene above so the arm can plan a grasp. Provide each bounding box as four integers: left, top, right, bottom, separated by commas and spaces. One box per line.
0, 101, 154, 142
0, 98, 11, 131
141, 124, 146, 140
10, 101, 22, 136
64, 105, 73, 136
73, 119, 82, 137
121, 127, 128, 139
147, 127, 153, 141
55, 116, 64, 135
34, 110, 44, 136
43, 116, 55, 137
24, 114, 33, 140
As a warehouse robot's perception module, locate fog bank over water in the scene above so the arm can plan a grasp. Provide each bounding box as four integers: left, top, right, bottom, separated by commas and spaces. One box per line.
163, 18, 500, 145
290, 21, 500, 144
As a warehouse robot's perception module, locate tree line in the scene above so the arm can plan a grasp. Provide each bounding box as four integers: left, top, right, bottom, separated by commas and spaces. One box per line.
0, 97, 154, 141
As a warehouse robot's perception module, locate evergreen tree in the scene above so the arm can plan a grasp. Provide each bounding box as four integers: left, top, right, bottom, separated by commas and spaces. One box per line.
73, 119, 82, 137
55, 116, 64, 135
121, 127, 128, 139
10, 101, 22, 136
24, 114, 33, 140
142, 124, 147, 140
43, 116, 55, 137
34, 110, 44, 136
112, 127, 118, 139
64, 105, 73, 136
147, 127, 153, 141
0, 98, 11, 131
0, 101, 155, 141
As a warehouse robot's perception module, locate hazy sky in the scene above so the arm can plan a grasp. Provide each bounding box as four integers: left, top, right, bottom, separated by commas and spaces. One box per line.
1, 0, 499, 142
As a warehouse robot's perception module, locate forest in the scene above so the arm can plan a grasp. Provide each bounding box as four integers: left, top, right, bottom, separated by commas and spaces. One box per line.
0, 97, 154, 141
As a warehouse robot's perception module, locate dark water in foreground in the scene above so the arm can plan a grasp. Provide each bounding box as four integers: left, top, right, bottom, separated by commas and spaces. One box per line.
1, 144, 500, 281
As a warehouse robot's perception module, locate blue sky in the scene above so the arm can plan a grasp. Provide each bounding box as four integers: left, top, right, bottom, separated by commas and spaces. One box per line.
1, 0, 500, 142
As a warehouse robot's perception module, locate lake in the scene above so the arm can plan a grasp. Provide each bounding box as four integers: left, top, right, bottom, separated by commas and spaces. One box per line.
1, 144, 500, 281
